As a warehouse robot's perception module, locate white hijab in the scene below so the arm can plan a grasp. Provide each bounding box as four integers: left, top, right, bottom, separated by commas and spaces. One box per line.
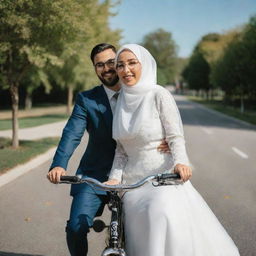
113, 44, 161, 140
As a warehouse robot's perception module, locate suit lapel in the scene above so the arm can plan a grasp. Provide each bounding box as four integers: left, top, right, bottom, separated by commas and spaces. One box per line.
95, 85, 113, 133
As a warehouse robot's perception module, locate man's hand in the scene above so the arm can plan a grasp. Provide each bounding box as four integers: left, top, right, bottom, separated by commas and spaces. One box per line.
174, 164, 192, 182
157, 140, 170, 153
103, 179, 120, 185
47, 167, 66, 184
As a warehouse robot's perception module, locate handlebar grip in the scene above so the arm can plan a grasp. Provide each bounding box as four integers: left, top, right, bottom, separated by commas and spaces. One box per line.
60, 176, 81, 182
160, 173, 181, 179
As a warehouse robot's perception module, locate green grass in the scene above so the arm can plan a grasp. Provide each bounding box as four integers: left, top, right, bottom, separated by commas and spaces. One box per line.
0, 137, 59, 173
0, 114, 68, 131
188, 96, 256, 125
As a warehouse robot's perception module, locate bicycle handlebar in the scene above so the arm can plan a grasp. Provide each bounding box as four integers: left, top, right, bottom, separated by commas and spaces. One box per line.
60, 173, 181, 192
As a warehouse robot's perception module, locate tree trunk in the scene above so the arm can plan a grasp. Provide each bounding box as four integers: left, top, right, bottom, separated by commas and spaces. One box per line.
240, 93, 244, 114
210, 89, 214, 100
25, 91, 32, 110
67, 86, 73, 115
206, 89, 209, 100
9, 83, 19, 148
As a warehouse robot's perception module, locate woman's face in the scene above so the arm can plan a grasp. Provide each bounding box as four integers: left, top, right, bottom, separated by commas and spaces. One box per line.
116, 50, 142, 86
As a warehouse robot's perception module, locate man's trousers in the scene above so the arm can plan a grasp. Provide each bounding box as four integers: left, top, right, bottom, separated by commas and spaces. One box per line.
66, 191, 108, 256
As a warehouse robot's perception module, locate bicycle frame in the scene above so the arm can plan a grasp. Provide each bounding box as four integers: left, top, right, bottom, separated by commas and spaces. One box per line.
60, 173, 181, 256
102, 191, 126, 256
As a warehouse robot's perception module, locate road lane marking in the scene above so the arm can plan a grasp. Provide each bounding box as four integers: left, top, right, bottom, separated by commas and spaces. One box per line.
200, 127, 213, 135
232, 147, 249, 159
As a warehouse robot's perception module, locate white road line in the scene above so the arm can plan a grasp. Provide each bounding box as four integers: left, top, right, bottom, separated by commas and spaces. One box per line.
232, 147, 249, 159
200, 127, 213, 135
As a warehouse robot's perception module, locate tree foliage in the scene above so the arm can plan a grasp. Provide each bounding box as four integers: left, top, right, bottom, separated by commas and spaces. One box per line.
199, 30, 241, 65
182, 14, 256, 111
181, 21, 254, 99
211, 15, 256, 111
182, 50, 210, 92
141, 28, 177, 84
0, 0, 121, 147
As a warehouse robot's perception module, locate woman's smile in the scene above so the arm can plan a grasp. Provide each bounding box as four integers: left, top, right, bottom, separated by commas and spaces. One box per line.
116, 50, 142, 86
123, 74, 135, 82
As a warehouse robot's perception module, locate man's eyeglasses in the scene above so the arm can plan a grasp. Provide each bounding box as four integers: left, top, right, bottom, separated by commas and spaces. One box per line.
94, 59, 115, 70
116, 60, 140, 71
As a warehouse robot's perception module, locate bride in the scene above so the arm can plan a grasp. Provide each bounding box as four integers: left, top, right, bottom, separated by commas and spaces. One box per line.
106, 44, 240, 256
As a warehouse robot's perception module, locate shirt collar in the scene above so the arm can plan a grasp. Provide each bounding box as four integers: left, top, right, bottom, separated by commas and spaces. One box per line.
103, 85, 119, 101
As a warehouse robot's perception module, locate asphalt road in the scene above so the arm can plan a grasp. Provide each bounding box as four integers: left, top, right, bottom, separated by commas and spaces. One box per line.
0, 95, 255, 256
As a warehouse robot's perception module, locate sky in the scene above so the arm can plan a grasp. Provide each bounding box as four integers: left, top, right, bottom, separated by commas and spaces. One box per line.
110, 0, 256, 57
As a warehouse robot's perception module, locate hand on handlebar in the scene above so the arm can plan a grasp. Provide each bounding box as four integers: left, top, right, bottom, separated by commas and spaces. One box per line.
47, 167, 66, 184
174, 164, 192, 182
104, 179, 120, 185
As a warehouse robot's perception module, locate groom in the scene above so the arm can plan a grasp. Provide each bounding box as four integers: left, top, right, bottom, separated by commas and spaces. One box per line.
47, 43, 169, 256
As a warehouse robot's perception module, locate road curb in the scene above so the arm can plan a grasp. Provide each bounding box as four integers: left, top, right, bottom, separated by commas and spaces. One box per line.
0, 147, 56, 188
186, 97, 256, 129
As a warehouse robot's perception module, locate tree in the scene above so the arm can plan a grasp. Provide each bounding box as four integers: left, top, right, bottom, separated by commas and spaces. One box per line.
51, 0, 121, 114
182, 51, 210, 96
199, 31, 241, 64
141, 28, 177, 84
212, 39, 248, 112
182, 30, 242, 98
241, 15, 256, 99
174, 57, 188, 93
0, 0, 120, 147
21, 67, 51, 109
211, 15, 256, 112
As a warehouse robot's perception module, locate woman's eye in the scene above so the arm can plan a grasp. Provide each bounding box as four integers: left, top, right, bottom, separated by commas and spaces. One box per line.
117, 64, 124, 69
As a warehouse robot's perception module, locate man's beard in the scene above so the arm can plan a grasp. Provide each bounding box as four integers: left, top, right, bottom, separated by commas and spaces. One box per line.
98, 71, 119, 87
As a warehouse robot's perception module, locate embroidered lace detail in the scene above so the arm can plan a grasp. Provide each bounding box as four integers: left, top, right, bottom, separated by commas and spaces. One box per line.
108, 141, 128, 182
155, 88, 189, 166
109, 87, 189, 184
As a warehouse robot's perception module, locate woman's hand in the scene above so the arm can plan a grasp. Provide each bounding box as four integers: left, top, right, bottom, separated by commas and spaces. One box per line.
47, 167, 66, 184
104, 179, 120, 185
174, 164, 192, 182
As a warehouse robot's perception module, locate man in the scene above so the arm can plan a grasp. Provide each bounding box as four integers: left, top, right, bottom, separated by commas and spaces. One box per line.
47, 43, 169, 256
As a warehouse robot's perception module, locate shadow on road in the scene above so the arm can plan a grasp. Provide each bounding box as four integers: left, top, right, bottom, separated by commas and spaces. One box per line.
176, 98, 256, 131
0, 252, 44, 256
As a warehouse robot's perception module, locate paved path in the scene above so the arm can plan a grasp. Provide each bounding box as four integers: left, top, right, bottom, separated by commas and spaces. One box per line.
0, 121, 67, 140
0, 135, 109, 256
176, 95, 256, 256
0, 96, 256, 255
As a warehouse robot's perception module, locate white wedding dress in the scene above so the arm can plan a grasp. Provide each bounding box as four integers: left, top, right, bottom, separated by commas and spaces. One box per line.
109, 87, 240, 256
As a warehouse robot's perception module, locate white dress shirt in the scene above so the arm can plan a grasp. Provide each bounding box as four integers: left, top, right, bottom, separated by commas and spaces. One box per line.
103, 85, 119, 113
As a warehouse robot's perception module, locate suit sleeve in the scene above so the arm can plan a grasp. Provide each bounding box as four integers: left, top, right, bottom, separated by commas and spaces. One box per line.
49, 92, 87, 171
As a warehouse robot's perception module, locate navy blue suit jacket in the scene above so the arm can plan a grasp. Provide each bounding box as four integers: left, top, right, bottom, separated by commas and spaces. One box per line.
50, 85, 116, 195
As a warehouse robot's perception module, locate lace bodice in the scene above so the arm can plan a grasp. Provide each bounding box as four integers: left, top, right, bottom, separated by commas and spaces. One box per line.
109, 87, 189, 184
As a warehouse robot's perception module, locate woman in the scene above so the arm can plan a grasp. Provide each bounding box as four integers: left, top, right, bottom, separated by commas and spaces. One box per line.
106, 44, 240, 256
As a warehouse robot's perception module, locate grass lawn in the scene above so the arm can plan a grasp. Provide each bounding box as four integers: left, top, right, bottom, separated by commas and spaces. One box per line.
0, 114, 68, 131
188, 96, 256, 125
0, 137, 59, 174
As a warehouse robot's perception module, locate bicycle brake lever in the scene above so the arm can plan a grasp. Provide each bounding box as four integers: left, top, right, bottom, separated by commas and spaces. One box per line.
152, 180, 182, 187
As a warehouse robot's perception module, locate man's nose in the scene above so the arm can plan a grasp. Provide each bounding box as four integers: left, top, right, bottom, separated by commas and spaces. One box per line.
103, 64, 110, 72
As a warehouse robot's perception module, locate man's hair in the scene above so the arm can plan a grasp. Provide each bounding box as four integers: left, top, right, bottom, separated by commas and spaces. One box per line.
90, 43, 116, 64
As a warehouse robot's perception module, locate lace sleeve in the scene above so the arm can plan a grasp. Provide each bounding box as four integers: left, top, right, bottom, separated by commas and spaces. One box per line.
156, 88, 190, 166
108, 141, 128, 182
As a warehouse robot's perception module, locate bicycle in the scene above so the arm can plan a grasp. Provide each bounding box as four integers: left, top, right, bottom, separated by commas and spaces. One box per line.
60, 172, 181, 256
